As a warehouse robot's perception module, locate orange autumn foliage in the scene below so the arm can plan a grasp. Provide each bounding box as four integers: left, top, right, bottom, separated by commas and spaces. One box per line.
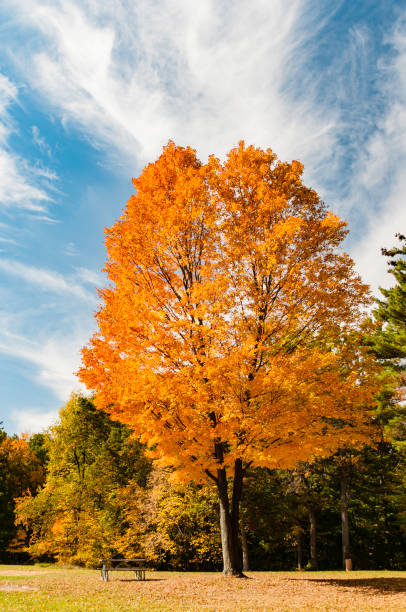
79, 141, 379, 482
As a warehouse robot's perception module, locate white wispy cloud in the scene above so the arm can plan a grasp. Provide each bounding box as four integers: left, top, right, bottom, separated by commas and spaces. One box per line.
75, 266, 105, 287
0, 333, 86, 402
0, 332, 87, 431
0, 257, 101, 415
32, 125, 52, 157
4, 0, 405, 294
348, 17, 406, 292
0, 237, 19, 245
26, 214, 60, 224
12, 409, 58, 434
0, 73, 54, 211
7, 0, 338, 170
0, 258, 98, 302
0, 309, 94, 420
64, 241, 79, 256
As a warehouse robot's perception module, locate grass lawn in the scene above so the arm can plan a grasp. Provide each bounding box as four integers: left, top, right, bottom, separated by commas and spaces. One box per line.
0, 565, 405, 611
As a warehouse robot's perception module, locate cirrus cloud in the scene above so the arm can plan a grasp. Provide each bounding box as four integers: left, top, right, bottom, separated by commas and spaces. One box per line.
0, 73, 53, 211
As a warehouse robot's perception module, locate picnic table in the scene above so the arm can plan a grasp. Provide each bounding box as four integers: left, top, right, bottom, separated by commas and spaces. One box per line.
100, 558, 147, 581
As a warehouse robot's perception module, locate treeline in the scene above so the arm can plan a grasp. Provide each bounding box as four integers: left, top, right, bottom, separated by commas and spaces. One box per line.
0, 392, 404, 570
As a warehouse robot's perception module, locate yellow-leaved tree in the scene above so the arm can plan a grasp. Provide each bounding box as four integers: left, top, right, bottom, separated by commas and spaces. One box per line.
79, 142, 380, 576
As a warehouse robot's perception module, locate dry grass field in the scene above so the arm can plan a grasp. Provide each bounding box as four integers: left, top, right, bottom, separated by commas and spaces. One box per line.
0, 565, 405, 611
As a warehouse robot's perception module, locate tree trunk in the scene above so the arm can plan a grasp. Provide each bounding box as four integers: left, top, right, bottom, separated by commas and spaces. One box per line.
216, 456, 244, 576
340, 470, 352, 570
308, 507, 318, 570
297, 527, 303, 571
240, 520, 250, 572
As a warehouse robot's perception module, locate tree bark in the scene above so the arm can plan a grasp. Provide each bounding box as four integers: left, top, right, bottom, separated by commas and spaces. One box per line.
297, 526, 303, 571
340, 469, 352, 570
215, 454, 244, 576
308, 507, 318, 570
240, 519, 250, 572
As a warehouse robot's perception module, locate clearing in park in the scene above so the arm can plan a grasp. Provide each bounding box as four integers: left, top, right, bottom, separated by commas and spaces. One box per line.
0, 565, 405, 611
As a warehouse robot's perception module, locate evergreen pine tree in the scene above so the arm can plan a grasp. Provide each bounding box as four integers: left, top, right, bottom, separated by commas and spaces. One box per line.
368, 233, 406, 362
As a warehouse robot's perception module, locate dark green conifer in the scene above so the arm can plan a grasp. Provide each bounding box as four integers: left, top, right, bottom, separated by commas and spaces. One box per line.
368, 233, 406, 362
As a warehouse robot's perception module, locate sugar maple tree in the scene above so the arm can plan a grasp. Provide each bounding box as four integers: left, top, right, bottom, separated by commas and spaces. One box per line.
79, 142, 379, 576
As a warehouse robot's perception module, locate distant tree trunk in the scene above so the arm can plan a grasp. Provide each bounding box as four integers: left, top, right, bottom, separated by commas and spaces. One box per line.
240, 520, 250, 571
340, 469, 352, 570
297, 526, 303, 570
213, 450, 244, 577
308, 507, 318, 570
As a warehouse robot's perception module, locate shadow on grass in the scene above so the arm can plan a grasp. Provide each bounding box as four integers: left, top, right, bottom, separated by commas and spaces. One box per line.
298, 577, 406, 594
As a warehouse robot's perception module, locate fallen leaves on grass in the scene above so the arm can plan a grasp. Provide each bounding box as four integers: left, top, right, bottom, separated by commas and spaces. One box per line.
0, 567, 405, 611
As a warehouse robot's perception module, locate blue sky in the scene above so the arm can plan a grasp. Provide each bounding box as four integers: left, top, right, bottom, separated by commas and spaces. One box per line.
0, 0, 405, 434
